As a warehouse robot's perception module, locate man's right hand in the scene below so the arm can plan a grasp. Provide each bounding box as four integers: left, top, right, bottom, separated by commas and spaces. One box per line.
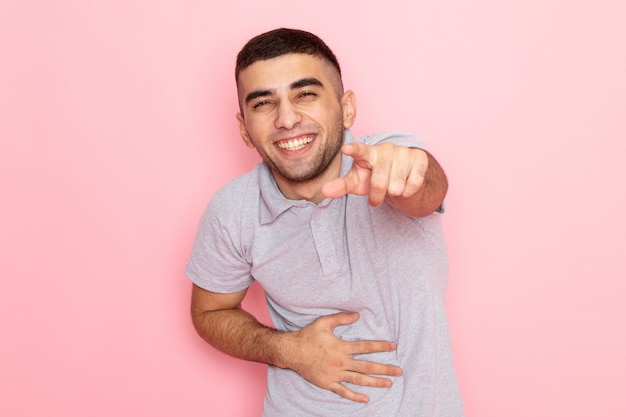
278, 311, 403, 403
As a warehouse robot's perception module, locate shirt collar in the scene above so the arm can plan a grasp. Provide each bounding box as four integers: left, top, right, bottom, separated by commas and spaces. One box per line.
258, 162, 303, 224
258, 129, 354, 224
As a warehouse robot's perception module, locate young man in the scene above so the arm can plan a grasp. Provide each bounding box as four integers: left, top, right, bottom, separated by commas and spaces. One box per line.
187, 28, 464, 416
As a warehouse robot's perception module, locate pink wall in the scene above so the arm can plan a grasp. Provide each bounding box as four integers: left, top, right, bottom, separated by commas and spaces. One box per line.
2, 1, 625, 416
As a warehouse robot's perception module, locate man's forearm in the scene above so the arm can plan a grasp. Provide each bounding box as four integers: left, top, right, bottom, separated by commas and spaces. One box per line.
192, 307, 288, 367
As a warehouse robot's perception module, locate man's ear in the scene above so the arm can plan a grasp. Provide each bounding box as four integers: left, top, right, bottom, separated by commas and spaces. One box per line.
236, 113, 255, 149
341, 90, 357, 129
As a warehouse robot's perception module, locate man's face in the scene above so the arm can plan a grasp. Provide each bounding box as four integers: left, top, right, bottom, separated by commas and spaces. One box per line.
236, 53, 356, 191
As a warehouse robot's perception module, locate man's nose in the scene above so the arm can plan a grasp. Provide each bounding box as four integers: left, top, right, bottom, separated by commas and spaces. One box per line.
274, 101, 301, 130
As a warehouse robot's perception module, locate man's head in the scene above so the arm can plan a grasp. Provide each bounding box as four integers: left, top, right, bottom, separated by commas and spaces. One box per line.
233, 28, 356, 202
236, 28, 343, 107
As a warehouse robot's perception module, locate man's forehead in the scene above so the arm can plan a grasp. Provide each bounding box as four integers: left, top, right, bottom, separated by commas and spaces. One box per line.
237, 53, 336, 89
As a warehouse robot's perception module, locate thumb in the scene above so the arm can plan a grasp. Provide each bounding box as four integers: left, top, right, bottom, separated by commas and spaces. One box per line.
340, 142, 370, 162
316, 311, 360, 331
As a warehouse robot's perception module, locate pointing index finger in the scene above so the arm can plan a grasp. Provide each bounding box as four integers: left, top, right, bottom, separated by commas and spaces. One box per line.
342, 142, 371, 165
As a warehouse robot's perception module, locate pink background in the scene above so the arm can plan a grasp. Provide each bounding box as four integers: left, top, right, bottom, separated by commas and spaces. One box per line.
2, 1, 625, 416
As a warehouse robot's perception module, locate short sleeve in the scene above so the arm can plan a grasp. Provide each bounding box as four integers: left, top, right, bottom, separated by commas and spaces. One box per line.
357, 131, 426, 149
185, 184, 255, 293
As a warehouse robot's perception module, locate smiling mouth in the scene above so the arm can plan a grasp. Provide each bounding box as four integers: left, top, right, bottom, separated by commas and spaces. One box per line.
277, 135, 315, 151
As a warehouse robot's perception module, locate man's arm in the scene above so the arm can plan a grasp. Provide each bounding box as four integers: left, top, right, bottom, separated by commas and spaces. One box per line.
321, 142, 448, 217
190, 284, 402, 403
190, 285, 283, 364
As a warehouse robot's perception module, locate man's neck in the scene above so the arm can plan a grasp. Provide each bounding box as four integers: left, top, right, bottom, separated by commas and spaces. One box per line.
273, 155, 342, 204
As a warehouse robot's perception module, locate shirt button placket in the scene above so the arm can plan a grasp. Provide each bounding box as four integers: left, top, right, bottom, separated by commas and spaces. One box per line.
310, 210, 338, 276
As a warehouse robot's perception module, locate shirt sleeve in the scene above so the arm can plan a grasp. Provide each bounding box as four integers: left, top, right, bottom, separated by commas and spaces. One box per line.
356, 131, 427, 149
185, 183, 255, 293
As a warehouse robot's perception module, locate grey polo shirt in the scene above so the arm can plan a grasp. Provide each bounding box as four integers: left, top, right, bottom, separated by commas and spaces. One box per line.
186, 130, 464, 416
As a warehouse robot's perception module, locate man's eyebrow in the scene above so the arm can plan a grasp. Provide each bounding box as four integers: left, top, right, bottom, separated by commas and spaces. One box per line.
290, 77, 324, 90
245, 89, 273, 105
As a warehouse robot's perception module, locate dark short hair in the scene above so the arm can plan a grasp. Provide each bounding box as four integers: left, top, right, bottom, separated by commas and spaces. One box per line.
235, 28, 342, 82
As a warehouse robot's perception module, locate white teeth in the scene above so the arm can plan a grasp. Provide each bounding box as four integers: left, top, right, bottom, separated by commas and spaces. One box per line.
277, 136, 314, 151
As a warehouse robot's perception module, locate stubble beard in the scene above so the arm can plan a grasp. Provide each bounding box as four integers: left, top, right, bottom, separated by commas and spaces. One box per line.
267, 120, 345, 184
